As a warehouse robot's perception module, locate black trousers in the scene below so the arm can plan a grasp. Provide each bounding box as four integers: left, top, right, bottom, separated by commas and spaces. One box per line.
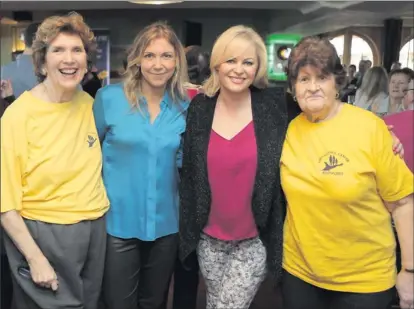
102, 233, 178, 309
282, 271, 395, 309
172, 250, 199, 309
4, 217, 106, 309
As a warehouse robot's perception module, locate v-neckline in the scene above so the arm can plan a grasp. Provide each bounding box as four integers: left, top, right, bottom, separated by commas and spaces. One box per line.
212, 121, 253, 141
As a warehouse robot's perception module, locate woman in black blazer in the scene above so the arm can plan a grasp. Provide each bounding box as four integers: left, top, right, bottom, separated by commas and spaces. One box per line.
178, 26, 404, 309
179, 25, 291, 309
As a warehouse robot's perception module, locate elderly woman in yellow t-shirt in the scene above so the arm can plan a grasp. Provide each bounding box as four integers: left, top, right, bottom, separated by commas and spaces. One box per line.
1, 13, 109, 309
280, 36, 413, 309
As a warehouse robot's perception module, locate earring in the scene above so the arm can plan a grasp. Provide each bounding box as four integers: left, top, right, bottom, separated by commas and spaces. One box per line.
293, 95, 297, 102
335, 92, 339, 99
85, 68, 88, 73
42, 69, 47, 76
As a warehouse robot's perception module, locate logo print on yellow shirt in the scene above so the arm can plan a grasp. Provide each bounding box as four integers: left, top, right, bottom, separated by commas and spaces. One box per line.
87, 135, 97, 148
322, 155, 343, 171
319, 152, 349, 176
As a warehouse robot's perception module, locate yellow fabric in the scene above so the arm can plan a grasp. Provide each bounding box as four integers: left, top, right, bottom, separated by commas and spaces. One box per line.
1, 91, 109, 224
281, 103, 413, 293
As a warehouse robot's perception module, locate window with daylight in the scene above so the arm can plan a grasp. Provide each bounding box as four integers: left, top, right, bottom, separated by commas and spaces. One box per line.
349, 35, 373, 67
330, 34, 374, 66
399, 39, 414, 69
330, 35, 345, 63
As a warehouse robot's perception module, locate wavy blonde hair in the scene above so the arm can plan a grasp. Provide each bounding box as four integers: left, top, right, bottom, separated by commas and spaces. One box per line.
203, 25, 268, 97
359, 66, 389, 101
32, 12, 96, 82
124, 21, 188, 108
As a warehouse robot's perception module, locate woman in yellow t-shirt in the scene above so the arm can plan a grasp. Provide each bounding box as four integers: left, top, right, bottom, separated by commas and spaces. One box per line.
280, 36, 413, 309
1, 13, 109, 309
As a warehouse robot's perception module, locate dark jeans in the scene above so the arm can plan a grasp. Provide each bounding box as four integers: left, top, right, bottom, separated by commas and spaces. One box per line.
172, 250, 199, 309
282, 271, 395, 309
102, 233, 178, 309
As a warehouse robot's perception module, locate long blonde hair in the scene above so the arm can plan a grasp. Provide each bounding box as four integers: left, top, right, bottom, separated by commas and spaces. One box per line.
203, 25, 268, 97
124, 21, 188, 108
359, 66, 388, 101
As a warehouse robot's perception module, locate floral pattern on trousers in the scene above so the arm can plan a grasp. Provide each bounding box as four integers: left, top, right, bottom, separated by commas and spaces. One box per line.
197, 233, 267, 309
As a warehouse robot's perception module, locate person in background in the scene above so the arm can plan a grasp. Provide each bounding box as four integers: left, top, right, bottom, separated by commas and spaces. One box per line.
389, 69, 411, 114
82, 62, 102, 98
1, 12, 109, 309
347, 64, 357, 85
0, 79, 15, 111
340, 64, 357, 102
365, 59, 372, 70
172, 44, 210, 309
391, 61, 402, 71
184, 45, 210, 101
1, 22, 39, 98
185, 45, 210, 86
355, 59, 367, 88
179, 25, 288, 309
93, 21, 189, 309
384, 79, 414, 171
402, 67, 414, 83
402, 77, 414, 111
281, 36, 413, 309
354, 66, 389, 117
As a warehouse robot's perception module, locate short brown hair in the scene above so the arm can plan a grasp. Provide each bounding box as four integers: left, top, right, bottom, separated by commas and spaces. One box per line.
390, 68, 414, 81
32, 12, 96, 82
287, 36, 346, 92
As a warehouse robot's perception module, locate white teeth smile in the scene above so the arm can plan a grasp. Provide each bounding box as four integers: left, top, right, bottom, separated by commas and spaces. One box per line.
230, 77, 245, 84
59, 69, 77, 75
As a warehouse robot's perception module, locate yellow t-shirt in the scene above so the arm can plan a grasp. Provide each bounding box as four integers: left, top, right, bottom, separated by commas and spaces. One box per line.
281, 103, 413, 293
1, 91, 109, 224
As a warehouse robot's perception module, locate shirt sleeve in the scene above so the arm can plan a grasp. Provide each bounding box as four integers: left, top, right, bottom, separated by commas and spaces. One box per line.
373, 118, 414, 202
1, 110, 25, 213
92, 88, 108, 142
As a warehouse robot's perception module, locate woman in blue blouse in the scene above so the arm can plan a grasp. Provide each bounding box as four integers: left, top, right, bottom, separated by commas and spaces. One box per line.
93, 22, 189, 309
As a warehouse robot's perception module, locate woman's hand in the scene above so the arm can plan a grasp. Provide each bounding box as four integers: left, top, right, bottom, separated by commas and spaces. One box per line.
28, 255, 59, 291
388, 125, 404, 158
396, 270, 414, 309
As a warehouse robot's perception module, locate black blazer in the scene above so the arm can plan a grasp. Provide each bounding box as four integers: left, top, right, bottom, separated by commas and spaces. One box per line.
179, 86, 293, 283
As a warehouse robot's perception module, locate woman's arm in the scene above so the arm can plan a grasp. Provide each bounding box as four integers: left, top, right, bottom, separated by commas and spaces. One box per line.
385, 195, 414, 309
1, 112, 58, 291
1, 212, 47, 264
386, 194, 413, 271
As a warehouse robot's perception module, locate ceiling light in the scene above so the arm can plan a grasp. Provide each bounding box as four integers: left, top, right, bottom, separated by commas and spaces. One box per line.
128, 0, 184, 5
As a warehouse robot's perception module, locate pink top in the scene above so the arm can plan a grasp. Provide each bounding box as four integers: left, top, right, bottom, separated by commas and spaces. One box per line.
384, 110, 413, 172
204, 122, 258, 240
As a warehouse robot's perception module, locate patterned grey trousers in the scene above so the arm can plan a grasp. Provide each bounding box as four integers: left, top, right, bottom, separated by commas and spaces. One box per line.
197, 233, 267, 309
